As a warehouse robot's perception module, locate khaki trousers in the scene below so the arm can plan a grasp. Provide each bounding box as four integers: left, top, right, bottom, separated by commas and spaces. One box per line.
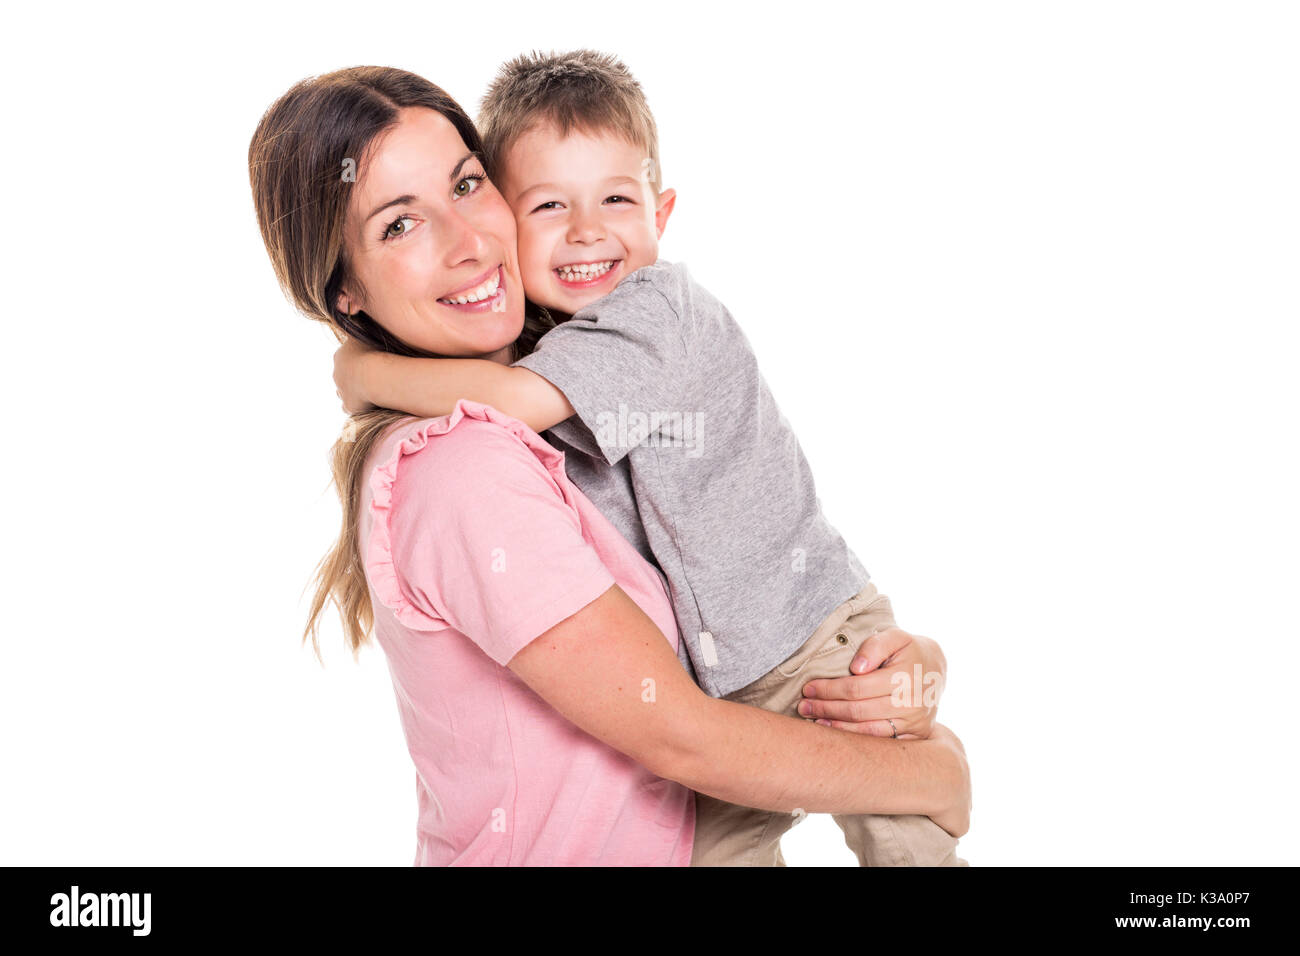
690, 583, 968, 866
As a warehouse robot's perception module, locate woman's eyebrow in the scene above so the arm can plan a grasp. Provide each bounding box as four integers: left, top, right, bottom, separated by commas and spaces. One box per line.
365, 194, 417, 224
362, 153, 480, 224
448, 151, 478, 183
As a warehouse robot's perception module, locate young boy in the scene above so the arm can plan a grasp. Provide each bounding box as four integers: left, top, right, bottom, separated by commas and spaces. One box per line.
336, 50, 966, 866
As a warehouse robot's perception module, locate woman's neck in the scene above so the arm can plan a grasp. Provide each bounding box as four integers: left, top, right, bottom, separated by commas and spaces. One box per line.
484, 344, 514, 366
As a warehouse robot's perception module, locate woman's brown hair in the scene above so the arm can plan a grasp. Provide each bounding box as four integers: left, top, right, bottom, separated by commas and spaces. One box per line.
248, 66, 553, 660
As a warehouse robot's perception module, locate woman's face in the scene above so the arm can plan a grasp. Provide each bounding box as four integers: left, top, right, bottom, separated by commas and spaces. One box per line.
338, 107, 524, 360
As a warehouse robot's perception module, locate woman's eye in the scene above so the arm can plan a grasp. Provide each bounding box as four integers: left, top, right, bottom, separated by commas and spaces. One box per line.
454, 174, 484, 198
383, 216, 415, 240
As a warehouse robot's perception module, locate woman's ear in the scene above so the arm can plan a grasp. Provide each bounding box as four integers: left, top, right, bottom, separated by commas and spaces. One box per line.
654, 188, 677, 238
335, 290, 355, 318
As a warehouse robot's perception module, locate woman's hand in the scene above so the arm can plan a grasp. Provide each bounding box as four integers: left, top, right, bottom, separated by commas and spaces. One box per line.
798, 628, 947, 739
333, 336, 378, 414
927, 723, 972, 838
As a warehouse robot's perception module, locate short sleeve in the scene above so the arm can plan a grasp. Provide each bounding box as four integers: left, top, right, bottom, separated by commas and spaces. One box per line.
513, 263, 696, 465
364, 402, 617, 666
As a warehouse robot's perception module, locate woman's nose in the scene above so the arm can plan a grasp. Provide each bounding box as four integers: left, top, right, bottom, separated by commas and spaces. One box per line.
440, 205, 492, 266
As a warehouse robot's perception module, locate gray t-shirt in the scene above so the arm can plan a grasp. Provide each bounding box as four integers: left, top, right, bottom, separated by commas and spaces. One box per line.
514, 260, 869, 697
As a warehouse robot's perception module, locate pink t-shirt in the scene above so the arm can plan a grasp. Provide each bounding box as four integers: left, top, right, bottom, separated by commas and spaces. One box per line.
359, 399, 695, 866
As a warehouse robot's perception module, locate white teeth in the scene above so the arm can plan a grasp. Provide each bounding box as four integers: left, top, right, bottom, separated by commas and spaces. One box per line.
556, 260, 615, 281
441, 269, 501, 305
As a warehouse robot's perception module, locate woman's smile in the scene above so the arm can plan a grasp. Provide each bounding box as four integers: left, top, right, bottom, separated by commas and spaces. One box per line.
437, 264, 505, 310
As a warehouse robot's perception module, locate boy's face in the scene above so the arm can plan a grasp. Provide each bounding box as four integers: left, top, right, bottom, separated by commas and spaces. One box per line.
496, 122, 675, 315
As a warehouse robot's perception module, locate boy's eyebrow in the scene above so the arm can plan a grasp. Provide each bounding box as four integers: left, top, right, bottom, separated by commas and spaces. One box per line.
514, 174, 645, 203
363, 152, 479, 223
513, 181, 557, 202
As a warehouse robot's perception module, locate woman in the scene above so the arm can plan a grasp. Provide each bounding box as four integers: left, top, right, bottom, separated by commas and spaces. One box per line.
248, 66, 970, 865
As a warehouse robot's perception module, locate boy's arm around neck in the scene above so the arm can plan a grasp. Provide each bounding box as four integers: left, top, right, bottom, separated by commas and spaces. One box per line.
364, 350, 574, 433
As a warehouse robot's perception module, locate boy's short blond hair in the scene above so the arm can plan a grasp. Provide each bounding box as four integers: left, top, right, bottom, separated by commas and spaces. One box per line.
478, 49, 662, 194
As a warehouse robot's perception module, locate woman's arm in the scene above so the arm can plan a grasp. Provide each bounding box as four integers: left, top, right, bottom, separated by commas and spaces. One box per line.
376, 413, 969, 836
508, 583, 971, 836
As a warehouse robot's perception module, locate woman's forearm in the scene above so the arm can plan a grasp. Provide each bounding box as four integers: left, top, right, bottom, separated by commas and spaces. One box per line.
508, 584, 967, 829
655, 697, 962, 818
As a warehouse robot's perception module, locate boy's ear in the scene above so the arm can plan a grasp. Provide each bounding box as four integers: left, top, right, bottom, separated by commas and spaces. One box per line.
653, 187, 677, 238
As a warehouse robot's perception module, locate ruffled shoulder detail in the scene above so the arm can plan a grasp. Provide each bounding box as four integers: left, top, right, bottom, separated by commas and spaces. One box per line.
364, 399, 569, 631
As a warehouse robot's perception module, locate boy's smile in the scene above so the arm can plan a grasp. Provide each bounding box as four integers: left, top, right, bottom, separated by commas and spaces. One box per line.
555, 257, 620, 289
497, 122, 675, 315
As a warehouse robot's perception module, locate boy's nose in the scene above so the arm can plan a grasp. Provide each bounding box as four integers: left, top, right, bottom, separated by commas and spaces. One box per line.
566, 210, 604, 244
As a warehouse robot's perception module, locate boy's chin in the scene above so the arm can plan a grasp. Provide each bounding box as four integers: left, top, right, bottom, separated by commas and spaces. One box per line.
529, 285, 603, 317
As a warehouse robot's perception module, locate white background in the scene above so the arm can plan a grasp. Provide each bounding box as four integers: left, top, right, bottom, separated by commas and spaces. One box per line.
1, 0, 1296, 866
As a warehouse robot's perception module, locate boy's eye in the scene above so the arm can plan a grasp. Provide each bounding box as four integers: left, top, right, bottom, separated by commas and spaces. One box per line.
531, 201, 562, 213
383, 216, 415, 240
604, 195, 634, 204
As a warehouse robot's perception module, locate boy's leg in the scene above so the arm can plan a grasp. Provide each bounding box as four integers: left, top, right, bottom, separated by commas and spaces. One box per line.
831, 811, 966, 866
690, 600, 876, 866
692, 582, 967, 866
689, 792, 797, 867
811, 584, 967, 866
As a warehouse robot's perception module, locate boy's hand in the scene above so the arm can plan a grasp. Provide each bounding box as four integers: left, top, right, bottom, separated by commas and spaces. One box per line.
333, 336, 377, 414
798, 629, 946, 739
